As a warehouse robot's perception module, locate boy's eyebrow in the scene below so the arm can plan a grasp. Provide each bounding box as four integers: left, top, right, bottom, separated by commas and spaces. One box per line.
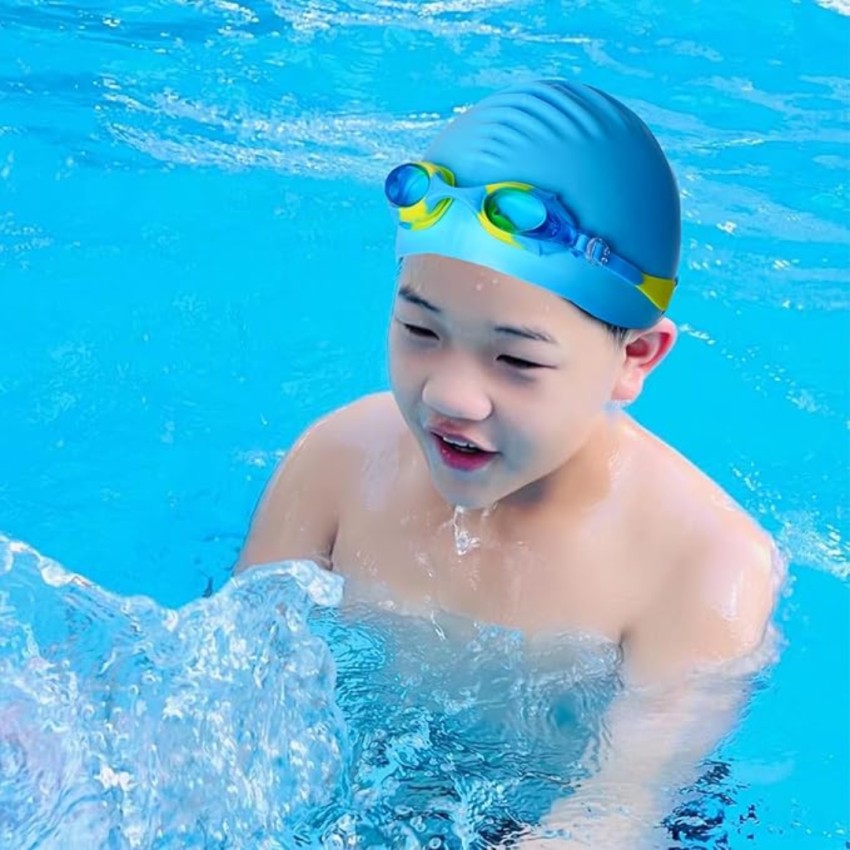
397, 284, 441, 313
397, 283, 558, 345
493, 324, 558, 345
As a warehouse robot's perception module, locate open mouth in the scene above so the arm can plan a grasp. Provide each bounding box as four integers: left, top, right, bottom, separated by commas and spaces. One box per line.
431, 433, 497, 472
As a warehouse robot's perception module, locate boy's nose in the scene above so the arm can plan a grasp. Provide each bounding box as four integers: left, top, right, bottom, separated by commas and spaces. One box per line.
421, 364, 493, 422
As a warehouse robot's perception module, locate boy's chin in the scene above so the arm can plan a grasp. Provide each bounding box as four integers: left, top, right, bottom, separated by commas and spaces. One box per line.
430, 477, 505, 512
444, 495, 494, 511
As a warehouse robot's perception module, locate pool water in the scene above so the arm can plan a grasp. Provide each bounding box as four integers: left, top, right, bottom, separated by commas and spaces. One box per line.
1, 0, 849, 846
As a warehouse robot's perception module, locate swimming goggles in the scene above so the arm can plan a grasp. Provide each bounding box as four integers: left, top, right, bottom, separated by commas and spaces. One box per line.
384, 161, 677, 316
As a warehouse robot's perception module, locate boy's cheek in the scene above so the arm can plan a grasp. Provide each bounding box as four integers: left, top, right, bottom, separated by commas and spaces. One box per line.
388, 347, 423, 393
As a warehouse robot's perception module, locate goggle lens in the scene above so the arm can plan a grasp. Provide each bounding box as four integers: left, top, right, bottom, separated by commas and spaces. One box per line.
483, 188, 548, 235
385, 163, 430, 208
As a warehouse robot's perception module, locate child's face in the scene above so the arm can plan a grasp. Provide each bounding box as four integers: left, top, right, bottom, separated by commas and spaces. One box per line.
388, 255, 629, 510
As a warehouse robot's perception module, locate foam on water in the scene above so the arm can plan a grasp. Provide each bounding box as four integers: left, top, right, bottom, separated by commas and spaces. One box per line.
0, 534, 346, 849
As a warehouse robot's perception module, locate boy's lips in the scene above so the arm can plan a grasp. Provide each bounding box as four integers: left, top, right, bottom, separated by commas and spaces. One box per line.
427, 426, 498, 472
428, 426, 491, 451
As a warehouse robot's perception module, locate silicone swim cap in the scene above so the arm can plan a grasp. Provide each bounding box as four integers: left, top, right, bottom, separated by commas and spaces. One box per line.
394, 79, 681, 329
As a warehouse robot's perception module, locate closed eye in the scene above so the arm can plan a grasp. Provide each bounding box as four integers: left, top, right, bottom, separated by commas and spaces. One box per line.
498, 354, 547, 370
398, 321, 438, 339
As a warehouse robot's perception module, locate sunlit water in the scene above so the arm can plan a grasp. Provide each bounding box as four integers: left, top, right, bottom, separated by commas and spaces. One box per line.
1, 0, 849, 847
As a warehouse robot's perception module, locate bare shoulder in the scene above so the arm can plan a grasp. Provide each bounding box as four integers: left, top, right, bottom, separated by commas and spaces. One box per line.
688, 505, 782, 655
236, 392, 405, 572
311, 390, 407, 447
622, 418, 784, 679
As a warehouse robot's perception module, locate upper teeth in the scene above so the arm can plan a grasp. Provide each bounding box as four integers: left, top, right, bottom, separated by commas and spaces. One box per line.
443, 436, 476, 448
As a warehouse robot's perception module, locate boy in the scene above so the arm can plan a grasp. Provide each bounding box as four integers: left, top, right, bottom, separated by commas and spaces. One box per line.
237, 79, 780, 846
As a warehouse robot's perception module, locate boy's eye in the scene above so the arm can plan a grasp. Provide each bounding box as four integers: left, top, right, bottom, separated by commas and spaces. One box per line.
498, 354, 545, 370
400, 321, 438, 339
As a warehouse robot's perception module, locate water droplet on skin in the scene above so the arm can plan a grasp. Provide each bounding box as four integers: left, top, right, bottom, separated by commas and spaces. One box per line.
415, 551, 435, 579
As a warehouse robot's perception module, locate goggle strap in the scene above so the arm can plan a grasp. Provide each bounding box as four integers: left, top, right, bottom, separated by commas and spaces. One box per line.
575, 232, 675, 310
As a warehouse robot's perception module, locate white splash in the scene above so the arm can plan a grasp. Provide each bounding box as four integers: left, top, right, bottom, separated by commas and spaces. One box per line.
816, 0, 850, 15
450, 507, 481, 557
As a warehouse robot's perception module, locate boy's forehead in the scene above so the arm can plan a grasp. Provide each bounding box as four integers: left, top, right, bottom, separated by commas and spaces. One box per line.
400, 254, 521, 296
399, 255, 564, 316
396, 255, 604, 345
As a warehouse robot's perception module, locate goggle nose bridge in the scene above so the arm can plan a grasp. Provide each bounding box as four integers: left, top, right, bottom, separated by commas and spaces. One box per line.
423, 177, 486, 214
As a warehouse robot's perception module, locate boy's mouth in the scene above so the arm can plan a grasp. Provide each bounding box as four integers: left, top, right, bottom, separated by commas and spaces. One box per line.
429, 431, 497, 472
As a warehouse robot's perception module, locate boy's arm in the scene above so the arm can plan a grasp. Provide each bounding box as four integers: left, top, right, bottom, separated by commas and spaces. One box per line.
500, 526, 782, 849
235, 415, 346, 573
513, 676, 748, 849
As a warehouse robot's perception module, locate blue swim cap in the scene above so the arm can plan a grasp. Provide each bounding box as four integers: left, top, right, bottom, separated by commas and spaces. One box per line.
394, 79, 681, 329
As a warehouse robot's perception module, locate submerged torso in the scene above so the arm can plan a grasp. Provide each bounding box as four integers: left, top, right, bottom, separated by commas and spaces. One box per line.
309, 594, 623, 845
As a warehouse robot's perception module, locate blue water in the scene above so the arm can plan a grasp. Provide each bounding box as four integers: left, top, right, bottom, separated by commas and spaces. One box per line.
1, 0, 849, 846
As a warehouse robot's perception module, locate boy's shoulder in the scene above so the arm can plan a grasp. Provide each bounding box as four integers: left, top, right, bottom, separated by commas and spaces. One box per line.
621, 418, 782, 678
306, 391, 406, 446
276, 391, 407, 499
237, 393, 404, 571
287, 392, 409, 488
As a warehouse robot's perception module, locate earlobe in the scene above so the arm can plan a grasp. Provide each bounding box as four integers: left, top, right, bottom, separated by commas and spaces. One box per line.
612, 318, 677, 403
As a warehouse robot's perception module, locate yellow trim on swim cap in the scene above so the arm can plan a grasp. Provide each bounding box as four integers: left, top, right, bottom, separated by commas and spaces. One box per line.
637, 273, 677, 311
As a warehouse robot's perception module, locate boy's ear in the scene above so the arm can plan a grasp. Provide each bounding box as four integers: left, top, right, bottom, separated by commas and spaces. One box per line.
612, 317, 677, 403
